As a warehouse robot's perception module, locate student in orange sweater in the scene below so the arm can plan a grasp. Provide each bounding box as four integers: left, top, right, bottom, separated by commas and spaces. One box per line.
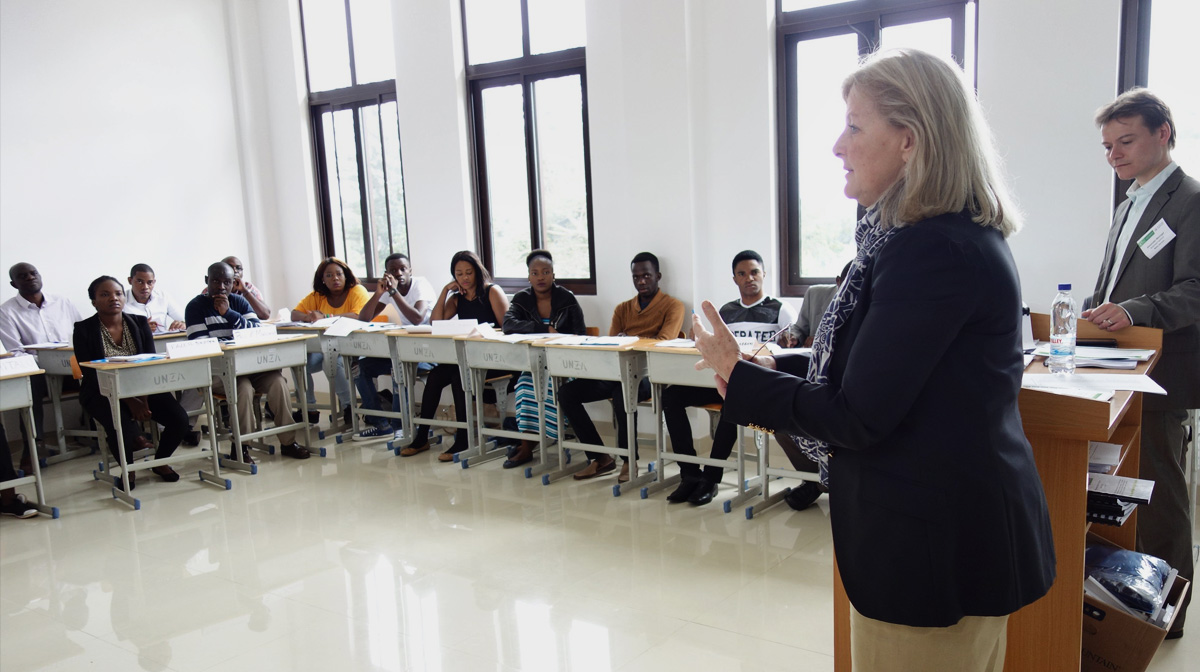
559, 252, 684, 483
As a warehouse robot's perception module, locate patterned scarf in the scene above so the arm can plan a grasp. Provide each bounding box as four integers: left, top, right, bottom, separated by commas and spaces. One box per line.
794, 206, 898, 486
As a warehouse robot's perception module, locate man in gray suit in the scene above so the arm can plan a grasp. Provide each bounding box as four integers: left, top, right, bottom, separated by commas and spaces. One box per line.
780, 261, 850, 348
1084, 88, 1199, 638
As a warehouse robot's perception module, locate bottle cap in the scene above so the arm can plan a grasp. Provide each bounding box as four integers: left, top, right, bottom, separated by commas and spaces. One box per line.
1058, 283, 1071, 291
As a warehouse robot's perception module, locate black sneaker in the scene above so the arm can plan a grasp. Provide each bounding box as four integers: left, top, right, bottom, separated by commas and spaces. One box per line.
784, 482, 822, 511
182, 429, 201, 447
0, 494, 38, 519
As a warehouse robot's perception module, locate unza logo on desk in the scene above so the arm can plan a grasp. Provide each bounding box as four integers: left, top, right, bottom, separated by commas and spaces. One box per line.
411, 345, 435, 359
255, 351, 282, 366
153, 371, 192, 386
559, 358, 587, 372
482, 352, 512, 365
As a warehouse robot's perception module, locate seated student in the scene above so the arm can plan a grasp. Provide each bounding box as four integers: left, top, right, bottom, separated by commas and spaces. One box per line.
661, 250, 796, 505
559, 252, 684, 483
0, 262, 83, 470
202, 255, 272, 320
125, 262, 203, 445
352, 252, 435, 441
781, 261, 850, 347
123, 263, 186, 333
291, 257, 370, 425
0, 422, 40, 519
400, 250, 509, 462
500, 250, 587, 468
187, 261, 309, 460
75, 276, 190, 489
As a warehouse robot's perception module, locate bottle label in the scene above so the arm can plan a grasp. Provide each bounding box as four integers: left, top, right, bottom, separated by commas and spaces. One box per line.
1049, 333, 1075, 357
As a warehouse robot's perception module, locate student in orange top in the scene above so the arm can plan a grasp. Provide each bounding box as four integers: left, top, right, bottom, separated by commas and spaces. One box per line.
291, 257, 370, 424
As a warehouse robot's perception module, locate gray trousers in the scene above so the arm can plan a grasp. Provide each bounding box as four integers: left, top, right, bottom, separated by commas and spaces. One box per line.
1136, 409, 1192, 633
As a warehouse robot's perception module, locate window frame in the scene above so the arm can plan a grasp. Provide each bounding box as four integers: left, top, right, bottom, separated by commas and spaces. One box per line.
460, 0, 597, 295
1112, 0, 1153, 207
299, 0, 409, 283
774, 0, 973, 297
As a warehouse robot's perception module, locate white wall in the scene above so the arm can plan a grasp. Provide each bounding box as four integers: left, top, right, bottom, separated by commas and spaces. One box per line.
392, 0, 476, 284
0, 0, 254, 311
978, 0, 1120, 312
0, 0, 1134, 426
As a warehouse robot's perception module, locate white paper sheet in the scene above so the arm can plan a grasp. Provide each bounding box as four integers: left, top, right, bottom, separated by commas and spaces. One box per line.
1021, 373, 1166, 395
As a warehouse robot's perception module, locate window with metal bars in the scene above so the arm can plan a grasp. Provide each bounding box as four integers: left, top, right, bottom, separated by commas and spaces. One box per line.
300, 0, 408, 281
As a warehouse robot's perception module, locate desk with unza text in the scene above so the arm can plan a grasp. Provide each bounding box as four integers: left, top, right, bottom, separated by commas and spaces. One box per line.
540, 339, 655, 496
457, 336, 550, 472
0, 363, 58, 517
389, 331, 476, 452
212, 334, 318, 468
334, 328, 407, 451
80, 353, 230, 509
277, 325, 350, 435
634, 343, 770, 514
30, 345, 99, 464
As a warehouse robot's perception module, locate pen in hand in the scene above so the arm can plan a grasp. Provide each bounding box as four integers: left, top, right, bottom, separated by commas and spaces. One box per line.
747, 326, 790, 362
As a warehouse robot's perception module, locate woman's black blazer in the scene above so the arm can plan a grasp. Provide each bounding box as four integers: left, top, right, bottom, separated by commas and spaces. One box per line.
502, 285, 587, 336
73, 313, 156, 407
721, 211, 1056, 627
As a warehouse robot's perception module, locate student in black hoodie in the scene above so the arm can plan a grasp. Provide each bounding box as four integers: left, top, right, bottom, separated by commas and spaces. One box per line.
500, 250, 586, 468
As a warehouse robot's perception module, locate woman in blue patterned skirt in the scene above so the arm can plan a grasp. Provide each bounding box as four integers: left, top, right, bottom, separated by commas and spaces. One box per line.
501, 250, 587, 468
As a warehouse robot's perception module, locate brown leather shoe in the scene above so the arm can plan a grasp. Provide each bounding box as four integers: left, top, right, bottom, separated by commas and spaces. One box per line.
573, 458, 616, 480
399, 443, 429, 457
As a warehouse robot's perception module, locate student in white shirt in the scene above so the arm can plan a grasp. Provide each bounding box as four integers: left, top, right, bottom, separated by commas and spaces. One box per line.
124, 262, 202, 444
123, 263, 186, 333
0, 262, 83, 466
352, 253, 434, 440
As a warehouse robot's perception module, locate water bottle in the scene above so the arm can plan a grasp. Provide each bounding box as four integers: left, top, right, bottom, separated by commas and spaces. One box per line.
1049, 284, 1076, 374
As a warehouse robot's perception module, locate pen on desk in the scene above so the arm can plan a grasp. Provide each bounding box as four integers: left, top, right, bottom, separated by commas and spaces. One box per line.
747, 326, 791, 361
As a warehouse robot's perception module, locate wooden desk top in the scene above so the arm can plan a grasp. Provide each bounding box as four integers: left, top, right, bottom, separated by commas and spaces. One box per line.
219, 334, 316, 351
0, 368, 46, 381
79, 352, 223, 371
541, 337, 658, 352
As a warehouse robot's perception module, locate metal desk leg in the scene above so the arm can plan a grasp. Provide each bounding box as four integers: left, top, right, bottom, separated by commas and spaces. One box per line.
640, 382, 681, 499
542, 374, 587, 484
613, 360, 654, 497
526, 366, 559, 478
745, 434, 789, 519
18, 405, 57, 517
293, 364, 318, 457
107, 394, 139, 510
197, 386, 230, 488
722, 429, 765, 514
219, 372, 254, 474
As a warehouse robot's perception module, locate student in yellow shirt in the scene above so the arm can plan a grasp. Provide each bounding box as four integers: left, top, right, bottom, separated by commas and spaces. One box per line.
291, 257, 370, 424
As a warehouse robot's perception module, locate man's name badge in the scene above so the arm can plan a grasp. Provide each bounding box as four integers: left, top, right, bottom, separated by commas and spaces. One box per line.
1137, 219, 1175, 260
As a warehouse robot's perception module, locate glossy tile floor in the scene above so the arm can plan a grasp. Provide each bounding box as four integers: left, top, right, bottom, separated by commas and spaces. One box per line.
2, 429, 1197, 672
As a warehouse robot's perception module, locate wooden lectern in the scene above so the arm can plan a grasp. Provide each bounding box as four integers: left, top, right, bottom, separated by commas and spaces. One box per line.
831, 315, 1162, 672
